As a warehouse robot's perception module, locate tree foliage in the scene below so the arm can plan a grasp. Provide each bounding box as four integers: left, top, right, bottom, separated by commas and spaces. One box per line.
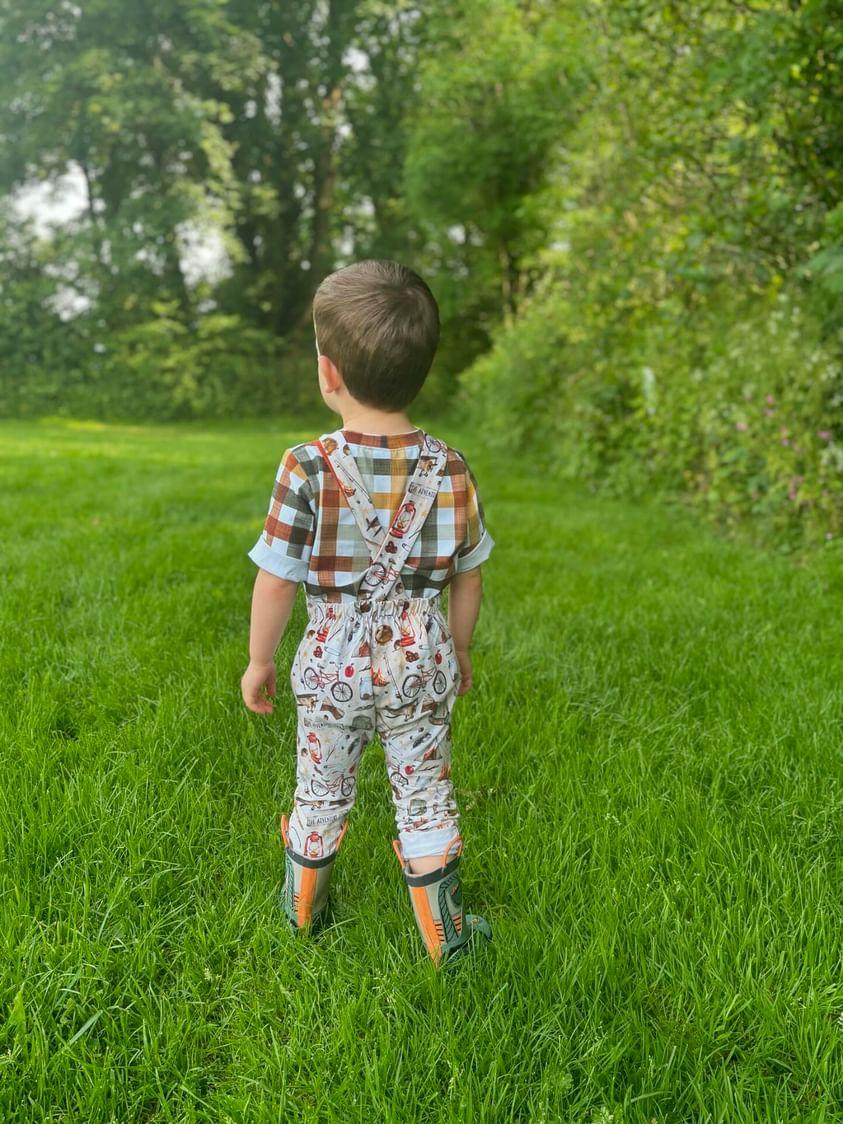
0, 0, 840, 537
460, 0, 843, 542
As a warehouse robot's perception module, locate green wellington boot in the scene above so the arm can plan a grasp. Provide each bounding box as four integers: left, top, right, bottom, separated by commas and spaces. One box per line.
280, 816, 349, 934
392, 837, 492, 968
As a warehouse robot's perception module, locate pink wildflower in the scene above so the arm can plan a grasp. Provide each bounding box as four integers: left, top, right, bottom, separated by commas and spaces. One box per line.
735, 420, 748, 432
818, 430, 831, 441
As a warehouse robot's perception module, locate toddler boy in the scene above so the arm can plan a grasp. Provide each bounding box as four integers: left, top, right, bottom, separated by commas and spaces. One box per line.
241, 260, 494, 967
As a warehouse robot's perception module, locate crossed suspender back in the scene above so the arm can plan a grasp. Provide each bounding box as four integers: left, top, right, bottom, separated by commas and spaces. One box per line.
315, 430, 448, 605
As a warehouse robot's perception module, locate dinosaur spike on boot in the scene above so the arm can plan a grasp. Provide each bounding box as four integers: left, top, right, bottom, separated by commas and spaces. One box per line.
280, 815, 348, 934
393, 836, 492, 968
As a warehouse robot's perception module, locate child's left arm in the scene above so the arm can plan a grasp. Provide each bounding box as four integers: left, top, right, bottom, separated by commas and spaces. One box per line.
241, 569, 299, 714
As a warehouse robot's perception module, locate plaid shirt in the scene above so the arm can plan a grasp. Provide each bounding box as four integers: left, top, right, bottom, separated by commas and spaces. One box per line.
248, 427, 494, 603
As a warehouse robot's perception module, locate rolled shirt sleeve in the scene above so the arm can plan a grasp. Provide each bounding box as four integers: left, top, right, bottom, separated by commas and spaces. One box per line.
454, 456, 495, 573
248, 447, 315, 583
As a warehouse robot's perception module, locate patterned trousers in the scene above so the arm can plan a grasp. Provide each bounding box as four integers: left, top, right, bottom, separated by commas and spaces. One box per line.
286, 593, 462, 861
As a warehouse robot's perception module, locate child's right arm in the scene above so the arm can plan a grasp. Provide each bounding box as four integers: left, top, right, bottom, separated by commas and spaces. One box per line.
241, 569, 299, 714
448, 566, 484, 696
243, 445, 315, 714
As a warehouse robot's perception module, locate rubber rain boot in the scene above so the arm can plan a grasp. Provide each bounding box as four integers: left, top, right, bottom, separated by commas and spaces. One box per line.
392, 835, 492, 967
280, 815, 348, 934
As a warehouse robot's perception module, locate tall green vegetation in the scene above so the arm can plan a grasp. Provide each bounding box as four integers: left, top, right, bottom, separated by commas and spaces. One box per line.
402, 2, 589, 371
0, 0, 431, 417
456, 0, 843, 543
0, 0, 839, 539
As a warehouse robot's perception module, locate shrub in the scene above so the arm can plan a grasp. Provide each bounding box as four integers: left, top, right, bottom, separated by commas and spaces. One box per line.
460, 282, 843, 545
0, 307, 321, 422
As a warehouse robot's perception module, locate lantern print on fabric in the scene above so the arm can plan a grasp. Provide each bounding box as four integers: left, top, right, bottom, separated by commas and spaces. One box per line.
284, 430, 464, 863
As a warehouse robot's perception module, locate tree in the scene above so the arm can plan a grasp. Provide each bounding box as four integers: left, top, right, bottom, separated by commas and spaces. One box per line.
403, 0, 589, 329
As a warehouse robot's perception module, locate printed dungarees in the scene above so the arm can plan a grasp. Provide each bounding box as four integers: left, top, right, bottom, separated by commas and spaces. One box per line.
286, 430, 463, 862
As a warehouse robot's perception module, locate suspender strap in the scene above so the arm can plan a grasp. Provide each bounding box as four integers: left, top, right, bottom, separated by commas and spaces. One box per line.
316, 431, 448, 603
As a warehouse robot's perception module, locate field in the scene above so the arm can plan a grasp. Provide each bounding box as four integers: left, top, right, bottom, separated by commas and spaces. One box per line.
1, 418, 842, 1122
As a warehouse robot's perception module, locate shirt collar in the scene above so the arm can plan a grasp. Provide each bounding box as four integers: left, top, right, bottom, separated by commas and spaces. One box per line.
339, 427, 425, 449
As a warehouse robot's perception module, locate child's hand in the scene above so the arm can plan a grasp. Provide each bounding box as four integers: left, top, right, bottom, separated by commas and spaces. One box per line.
455, 649, 473, 696
241, 660, 277, 714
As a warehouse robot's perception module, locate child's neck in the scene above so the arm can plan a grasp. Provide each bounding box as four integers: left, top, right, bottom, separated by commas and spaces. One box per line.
338, 407, 417, 435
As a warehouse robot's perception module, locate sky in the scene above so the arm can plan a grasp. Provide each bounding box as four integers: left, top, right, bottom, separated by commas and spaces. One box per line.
11, 164, 230, 289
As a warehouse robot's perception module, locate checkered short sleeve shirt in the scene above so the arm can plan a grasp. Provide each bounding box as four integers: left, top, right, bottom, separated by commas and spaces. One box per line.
248, 427, 494, 602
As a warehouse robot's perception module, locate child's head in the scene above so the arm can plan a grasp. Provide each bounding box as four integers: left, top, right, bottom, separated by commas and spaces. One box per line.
313, 260, 440, 413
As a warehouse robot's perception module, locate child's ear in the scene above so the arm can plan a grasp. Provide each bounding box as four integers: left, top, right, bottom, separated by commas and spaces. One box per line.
318, 354, 343, 393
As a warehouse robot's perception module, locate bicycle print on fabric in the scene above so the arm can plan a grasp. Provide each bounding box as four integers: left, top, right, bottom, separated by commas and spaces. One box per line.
285, 430, 464, 863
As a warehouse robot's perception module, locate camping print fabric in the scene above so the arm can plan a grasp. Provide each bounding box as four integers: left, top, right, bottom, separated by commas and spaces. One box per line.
316, 429, 449, 604
287, 595, 462, 862
285, 430, 464, 862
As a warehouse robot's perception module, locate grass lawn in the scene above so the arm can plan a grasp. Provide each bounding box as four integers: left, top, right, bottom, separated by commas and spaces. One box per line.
1, 417, 842, 1122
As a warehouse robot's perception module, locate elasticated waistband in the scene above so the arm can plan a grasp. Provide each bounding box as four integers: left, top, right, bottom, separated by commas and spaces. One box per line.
305, 593, 443, 622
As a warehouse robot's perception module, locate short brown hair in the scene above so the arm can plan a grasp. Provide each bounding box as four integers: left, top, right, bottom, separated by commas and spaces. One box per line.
312, 260, 440, 411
